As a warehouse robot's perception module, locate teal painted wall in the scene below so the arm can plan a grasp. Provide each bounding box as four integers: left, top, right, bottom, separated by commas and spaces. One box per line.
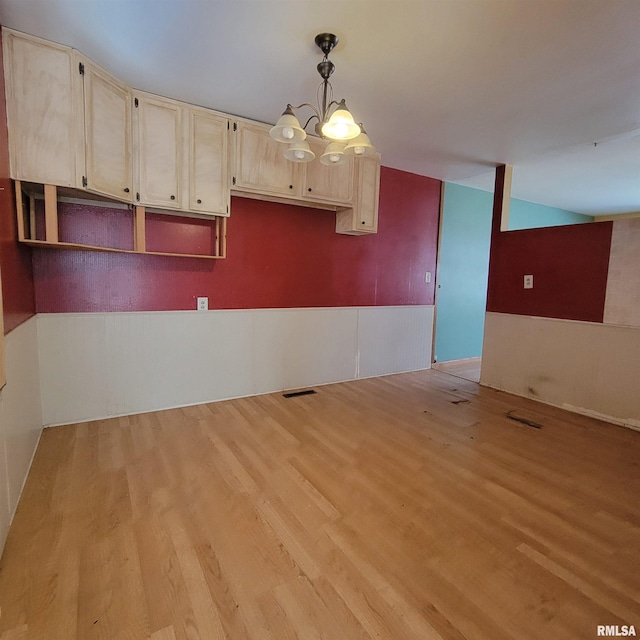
434, 183, 593, 363
434, 184, 492, 363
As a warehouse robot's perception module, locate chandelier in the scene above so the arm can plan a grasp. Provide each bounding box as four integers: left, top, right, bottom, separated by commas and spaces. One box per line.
269, 33, 376, 166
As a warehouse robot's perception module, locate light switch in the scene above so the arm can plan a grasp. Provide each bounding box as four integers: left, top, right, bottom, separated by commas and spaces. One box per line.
524, 275, 533, 289
425, 271, 432, 283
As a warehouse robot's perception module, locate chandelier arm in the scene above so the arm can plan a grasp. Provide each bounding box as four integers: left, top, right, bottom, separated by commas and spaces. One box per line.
289, 103, 322, 119
301, 114, 320, 131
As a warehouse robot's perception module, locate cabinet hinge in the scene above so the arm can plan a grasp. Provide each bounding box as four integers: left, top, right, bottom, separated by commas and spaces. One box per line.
134, 97, 139, 107
82, 175, 87, 188
78, 62, 85, 75
233, 122, 237, 131
232, 176, 236, 186
226, 204, 229, 214
136, 192, 140, 202
227, 121, 230, 130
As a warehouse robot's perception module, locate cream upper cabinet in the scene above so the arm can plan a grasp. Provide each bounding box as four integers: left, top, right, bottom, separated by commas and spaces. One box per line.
233, 120, 302, 198
233, 122, 356, 208
81, 57, 133, 202
2, 28, 132, 202
2, 28, 84, 188
189, 108, 230, 216
302, 137, 353, 205
133, 93, 230, 216
336, 154, 381, 235
134, 92, 182, 209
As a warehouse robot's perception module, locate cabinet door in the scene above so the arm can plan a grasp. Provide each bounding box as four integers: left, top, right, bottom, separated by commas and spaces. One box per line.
2, 28, 83, 187
234, 121, 301, 197
189, 109, 230, 216
336, 155, 380, 235
82, 59, 133, 202
136, 93, 182, 209
355, 156, 380, 231
303, 138, 353, 205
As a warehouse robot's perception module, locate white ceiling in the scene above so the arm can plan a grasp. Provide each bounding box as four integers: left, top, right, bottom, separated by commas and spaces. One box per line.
1, 0, 639, 215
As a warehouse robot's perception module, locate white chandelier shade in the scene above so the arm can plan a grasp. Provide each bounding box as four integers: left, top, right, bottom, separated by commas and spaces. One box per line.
320, 141, 348, 166
321, 100, 361, 141
343, 128, 376, 157
284, 139, 316, 162
269, 109, 307, 143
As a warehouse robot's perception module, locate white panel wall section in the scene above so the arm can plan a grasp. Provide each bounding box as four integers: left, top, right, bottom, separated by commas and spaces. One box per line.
358, 305, 433, 378
0, 316, 43, 554
481, 312, 640, 429
38, 313, 109, 422
249, 308, 358, 392
38, 306, 434, 426
103, 310, 255, 417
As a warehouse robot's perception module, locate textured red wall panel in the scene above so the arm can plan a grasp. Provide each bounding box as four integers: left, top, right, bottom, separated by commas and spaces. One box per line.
0, 31, 36, 334
146, 212, 215, 256
487, 220, 613, 322
33, 166, 440, 312
58, 203, 134, 250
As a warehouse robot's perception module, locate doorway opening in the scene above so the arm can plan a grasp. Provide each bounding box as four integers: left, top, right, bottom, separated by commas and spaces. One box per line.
432, 180, 594, 385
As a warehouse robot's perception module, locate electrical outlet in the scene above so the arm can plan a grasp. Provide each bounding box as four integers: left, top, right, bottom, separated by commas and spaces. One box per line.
425, 271, 432, 283
197, 297, 208, 311
524, 275, 533, 289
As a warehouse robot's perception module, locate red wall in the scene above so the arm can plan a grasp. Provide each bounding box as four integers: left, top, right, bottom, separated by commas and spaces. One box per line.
487, 218, 613, 323
33, 167, 441, 312
0, 32, 36, 334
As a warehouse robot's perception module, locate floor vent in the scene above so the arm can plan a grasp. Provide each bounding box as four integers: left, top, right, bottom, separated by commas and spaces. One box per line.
283, 389, 317, 399
507, 410, 542, 429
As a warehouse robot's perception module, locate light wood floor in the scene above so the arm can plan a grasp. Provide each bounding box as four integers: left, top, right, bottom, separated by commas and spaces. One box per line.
1, 370, 639, 640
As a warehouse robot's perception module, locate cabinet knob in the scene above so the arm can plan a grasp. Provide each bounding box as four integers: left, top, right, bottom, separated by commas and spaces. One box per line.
361, 220, 366, 225
289, 185, 293, 189
197, 199, 202, 204
123, 187, 130, 193
170, 195, 175, 200
308, 188, 312, 192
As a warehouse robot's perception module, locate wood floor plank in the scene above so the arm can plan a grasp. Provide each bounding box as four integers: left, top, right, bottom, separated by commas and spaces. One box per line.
0, 625, 29, 640
150, 626, 177, 640
1, 370, 639, 639
271, 574, 371, 640
163, 513, 226, 639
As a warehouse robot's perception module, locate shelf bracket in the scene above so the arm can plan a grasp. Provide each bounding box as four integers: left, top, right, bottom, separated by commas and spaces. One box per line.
15, 181, 25, 241
134, 205, 146, 252
44, 184, 59, 243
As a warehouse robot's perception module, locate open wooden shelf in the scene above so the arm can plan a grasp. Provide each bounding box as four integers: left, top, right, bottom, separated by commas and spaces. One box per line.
18, 239, 222, 260
15, 181, 227, 259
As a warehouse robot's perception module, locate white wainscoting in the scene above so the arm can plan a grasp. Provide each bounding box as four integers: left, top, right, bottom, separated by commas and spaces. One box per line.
0, 316, 42, 553
481, 312, 640, 429
358, 306, 434, 378
38, 306, 434, 427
